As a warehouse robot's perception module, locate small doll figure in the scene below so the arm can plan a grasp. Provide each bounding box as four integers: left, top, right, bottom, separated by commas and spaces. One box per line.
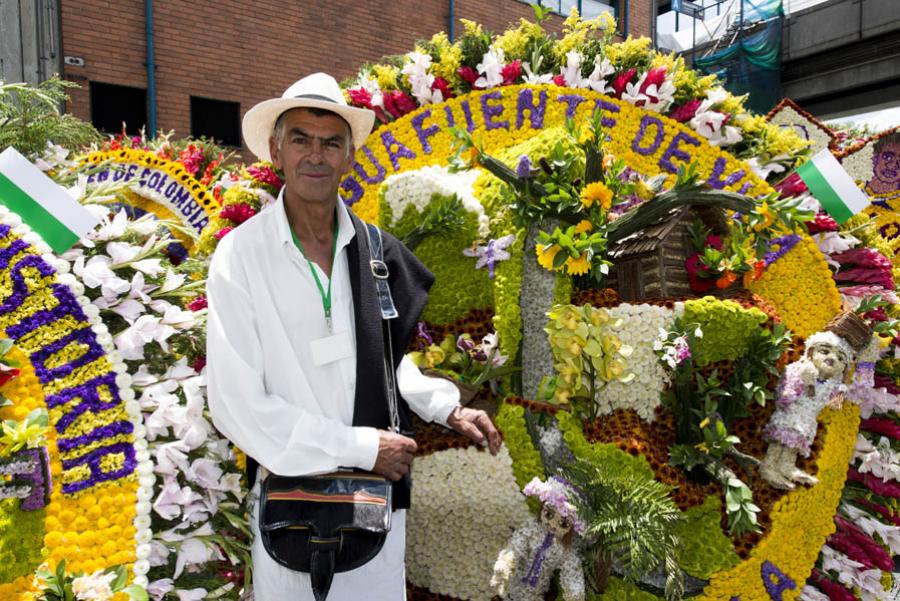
491, 476, 586, 601
760, 312, 873, 490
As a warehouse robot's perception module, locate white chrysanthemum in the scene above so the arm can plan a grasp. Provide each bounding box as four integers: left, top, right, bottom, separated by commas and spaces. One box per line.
594, 303, 683, 421
407, 446, 531, 601
382, 165, 490, 237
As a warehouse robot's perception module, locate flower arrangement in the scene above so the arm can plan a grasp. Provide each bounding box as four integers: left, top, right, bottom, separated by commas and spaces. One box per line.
36, 561, 146, 601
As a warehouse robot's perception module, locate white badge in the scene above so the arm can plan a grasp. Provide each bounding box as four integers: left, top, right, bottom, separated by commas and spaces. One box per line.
310, 330, 353, 366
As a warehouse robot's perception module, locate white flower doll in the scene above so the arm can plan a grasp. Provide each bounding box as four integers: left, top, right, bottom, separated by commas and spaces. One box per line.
491, 476, 586, 601
760, 313, 875, 489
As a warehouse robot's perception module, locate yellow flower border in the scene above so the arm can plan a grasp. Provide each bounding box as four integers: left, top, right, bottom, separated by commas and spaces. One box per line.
0, 223, 140, 598
342, 85, 775, 224
81, 149, 219, 249
747, 236, 841, 338
698, 403, 859, 601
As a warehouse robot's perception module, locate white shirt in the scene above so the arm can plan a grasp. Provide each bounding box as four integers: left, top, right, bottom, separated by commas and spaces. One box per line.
206, 191, 459, 477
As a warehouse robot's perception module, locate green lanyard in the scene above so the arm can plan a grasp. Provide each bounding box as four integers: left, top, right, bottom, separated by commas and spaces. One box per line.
291, 217, 339, 333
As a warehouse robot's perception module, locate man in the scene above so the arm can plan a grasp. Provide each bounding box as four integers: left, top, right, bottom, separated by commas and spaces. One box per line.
206, 72, 501, 600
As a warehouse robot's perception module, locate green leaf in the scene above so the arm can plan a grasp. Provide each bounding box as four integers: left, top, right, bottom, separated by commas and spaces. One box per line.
123, 585, 149, 601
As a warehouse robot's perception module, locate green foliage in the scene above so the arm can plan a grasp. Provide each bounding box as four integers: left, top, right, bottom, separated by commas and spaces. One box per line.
565, 460, 684, 601
0, 78, 100, 159
0, 498, 44, 583
382, 192, 493, 324
494, 402, 545, 493
556, 410, 655, 480
37, 561, 147, 601
672, 495, 741, 579
682, 298, 768, 366
587, 577, 663, 600
396, 193, 467, 251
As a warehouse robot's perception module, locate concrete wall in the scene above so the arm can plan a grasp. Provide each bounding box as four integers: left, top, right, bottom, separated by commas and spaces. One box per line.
783, 0, 900, 61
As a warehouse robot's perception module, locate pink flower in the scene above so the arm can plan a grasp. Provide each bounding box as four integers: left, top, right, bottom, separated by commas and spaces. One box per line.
431, 77, 454, 100
860, 417, 900, 440
457, 65, 479, 87
187, 295, 208, 311
0, 363, 20, 388
246, 164, 283, 189
383, 90, 417, 119
806, 212, 839, 234
347, 86, 374, 109
552, 74, 566, 86
853, 498, 900, 526
685, 254, 717, 293
214, 227, 233, 240
848, 466, 900, 497
639, 67, 667, 95
705, 234, 723, 250
834, 515, 894, 571
775, 172, 808, 198
810, 570, 856, 601
219, 202, 257, 225
669, 99, 701, 123
611, 68, 637, 98
192, 356, 207, 373
501, 60, 523, 86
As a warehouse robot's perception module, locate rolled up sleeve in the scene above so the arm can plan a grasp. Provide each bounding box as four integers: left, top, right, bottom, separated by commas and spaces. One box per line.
396, 355, 460, 426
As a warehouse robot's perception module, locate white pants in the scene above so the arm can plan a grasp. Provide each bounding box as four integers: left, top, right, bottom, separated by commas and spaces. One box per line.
250, 479, 407, 601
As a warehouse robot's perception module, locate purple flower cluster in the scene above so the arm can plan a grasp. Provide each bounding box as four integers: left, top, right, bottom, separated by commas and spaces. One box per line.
763, 235, 801, 267
0, 447, 51, 511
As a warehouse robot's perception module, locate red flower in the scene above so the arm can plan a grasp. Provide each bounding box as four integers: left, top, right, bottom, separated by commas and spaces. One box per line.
0, 363, 20, 388
611, 68, 637, 98
552, 74, 566, 86
875, 373, 900, 395
669, 99, 701, 123
192, 356, 207, 373
705, 234, 723, 251
847, 466, 900, 497
685, 254, 717, 293
775, 172, 808, 199
383, 90, 417, 119
347, 86, 374, 109
187, 295, 208, 311
247, 164, 284, 189
501, 60, 523, 86
457, 66, 479, 87
639, 67, 667, 95
853, 497, 900, 526
860, 417, 900, 440
431, 77, 454, 101
214, 227, 234, 240
219, 202, 258, 225
806, 212, 839, 234
834, 515, 893, 571
810, 569, 856, 601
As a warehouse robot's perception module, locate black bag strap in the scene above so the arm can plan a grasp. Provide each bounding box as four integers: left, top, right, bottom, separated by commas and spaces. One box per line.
363, 221, 401, 434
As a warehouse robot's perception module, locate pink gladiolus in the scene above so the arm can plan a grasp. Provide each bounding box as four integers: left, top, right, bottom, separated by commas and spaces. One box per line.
834, 515, 893, 571
827, 531, 876, 569
669, 99, 701, 122
611, 68, 637, 98
834, 267, 895, 290
860, 417, 900, 440
501, 60, 523, 86
775, 172, 808, 199
457, 66, 479, 87
853, 497, 900, 526
347, 86, 374, 109
431, 77, 453, 100
383, 90, 417, 119
810, 570, 856, 601
807, 213, 839, 234
848, 467, 900, 497
832, 248, 893, 270
639, 67, 667, 95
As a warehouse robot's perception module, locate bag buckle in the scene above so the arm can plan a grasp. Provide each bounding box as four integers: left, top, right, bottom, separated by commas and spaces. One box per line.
370, 260, 389, 279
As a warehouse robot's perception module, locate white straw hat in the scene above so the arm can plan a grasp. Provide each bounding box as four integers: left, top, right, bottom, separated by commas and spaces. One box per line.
242, 72, 375, 161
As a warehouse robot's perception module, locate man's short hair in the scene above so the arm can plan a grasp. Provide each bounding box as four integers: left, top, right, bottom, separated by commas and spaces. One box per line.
272, 107, 352, 147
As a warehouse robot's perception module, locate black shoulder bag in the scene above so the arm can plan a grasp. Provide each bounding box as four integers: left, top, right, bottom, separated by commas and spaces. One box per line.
258, 222, 401, 601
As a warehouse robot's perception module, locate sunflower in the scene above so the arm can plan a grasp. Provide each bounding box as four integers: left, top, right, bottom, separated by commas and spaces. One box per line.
565, 252, 591, 276
580, 182, 614, 210
536, 244, 562, 270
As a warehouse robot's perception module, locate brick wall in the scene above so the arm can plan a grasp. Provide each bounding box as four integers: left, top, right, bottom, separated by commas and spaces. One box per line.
61, 0, 652, 158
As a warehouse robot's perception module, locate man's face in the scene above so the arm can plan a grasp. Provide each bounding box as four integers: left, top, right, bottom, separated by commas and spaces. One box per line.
873, 142, 900, 189
269, 109, 354, 205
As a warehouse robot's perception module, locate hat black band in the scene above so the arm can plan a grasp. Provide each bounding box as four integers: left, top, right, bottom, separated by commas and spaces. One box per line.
293, 93, 338, 103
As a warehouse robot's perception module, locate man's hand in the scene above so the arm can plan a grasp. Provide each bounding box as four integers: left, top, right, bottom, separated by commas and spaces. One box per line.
447, 407, 501, 455
372, 430, 417, 481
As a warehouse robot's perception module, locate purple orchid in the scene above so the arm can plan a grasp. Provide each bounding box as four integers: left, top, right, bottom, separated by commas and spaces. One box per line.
463, 234, 516, 279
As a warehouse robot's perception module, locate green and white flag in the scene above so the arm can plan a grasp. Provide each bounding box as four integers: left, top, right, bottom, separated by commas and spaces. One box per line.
0, 147, 99, 253
796, 148, 870, 224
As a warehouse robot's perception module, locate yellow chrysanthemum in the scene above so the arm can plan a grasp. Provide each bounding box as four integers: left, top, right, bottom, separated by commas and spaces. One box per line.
574, 219, 593, 234
580, 181, 614, 210
565, 252, 591, 276
536, 244, 562, 270
372, 64, 398, 90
